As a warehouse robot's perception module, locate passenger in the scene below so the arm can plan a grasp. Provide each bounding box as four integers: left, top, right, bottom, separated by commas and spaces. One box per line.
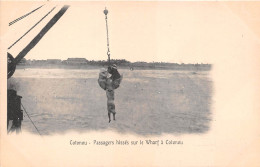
98, 65, 123, 123
108, 64, 123, 89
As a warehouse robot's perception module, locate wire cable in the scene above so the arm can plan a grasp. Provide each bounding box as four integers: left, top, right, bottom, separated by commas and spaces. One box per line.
14, 5, 70, 64
9, 5, 45, 26
21, 103, 42, 136
8, 6, 56, 50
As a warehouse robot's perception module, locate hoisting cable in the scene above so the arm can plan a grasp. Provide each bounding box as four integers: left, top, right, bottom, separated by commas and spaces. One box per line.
13, 5, 70, 65
8, 6, 56, 50
104, 7, 110, 64
9, 5, 45, 26
21, 103, 42, 136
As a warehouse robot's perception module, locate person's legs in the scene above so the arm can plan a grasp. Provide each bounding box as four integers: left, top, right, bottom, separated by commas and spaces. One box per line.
113, 113, 116, 121
108, 113, 111, 123
107, 90, 116, 122
107, 103, 115, 123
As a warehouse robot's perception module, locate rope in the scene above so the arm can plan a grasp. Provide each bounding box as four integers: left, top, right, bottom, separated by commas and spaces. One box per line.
8, 6, 56, 50
21, 103, 42, 136
9, 5, 45, 26
104, 7, 110, 64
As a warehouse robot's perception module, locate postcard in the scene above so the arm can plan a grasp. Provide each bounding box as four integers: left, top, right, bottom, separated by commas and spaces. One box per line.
1, 1, 259, 166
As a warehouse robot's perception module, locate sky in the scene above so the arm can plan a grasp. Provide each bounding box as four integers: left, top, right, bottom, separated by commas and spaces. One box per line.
3, 1, 260, 63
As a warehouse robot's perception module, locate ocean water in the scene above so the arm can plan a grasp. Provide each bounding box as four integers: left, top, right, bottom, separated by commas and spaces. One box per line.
8, 68, 212, 136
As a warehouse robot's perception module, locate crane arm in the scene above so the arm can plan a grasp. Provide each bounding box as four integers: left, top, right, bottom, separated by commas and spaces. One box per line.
14, 5, 70, 64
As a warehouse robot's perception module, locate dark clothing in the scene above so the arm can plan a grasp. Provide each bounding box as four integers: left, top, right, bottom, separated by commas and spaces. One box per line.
108, 68, 121, 81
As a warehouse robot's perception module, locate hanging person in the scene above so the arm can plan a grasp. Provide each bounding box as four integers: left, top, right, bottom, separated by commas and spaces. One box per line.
108, 64, 122, 88
98, 65, 123, 123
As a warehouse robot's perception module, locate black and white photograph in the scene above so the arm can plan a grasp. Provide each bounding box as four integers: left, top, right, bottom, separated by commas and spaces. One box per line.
6, 2, 213, 136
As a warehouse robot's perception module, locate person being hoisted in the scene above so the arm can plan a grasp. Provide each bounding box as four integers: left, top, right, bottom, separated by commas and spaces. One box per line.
99, 7, 123, 122
98, 63, 123, 123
